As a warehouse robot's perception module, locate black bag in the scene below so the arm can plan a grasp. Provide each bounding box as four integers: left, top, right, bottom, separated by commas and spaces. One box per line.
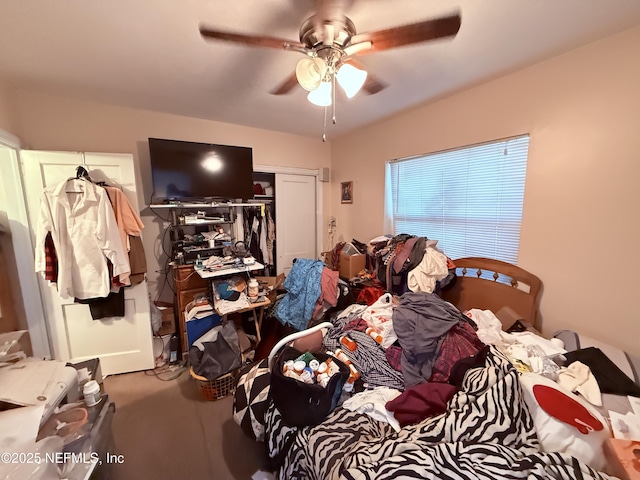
270, 346, 350, 427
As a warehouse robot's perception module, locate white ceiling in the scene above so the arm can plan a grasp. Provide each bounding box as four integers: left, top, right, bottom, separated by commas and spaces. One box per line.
2, 0, 640, 140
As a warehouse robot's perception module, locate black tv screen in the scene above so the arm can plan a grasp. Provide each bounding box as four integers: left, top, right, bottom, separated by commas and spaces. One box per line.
149, 138, 254, 201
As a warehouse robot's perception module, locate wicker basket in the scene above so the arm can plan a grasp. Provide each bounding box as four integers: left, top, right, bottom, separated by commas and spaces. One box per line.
189, 367, 238, 401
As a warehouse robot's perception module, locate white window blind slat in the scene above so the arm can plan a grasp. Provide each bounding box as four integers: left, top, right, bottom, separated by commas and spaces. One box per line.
386, 135, 529, 264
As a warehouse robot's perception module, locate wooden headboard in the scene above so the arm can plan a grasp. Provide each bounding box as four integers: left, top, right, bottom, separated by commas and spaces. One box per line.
440, 257, 542, 331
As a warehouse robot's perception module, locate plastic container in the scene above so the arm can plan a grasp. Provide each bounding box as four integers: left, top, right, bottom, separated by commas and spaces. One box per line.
366, 327, 383, 344
247, 278, 259, 300
83, 380, 102, 407
340, 335, 357, 351
341, 243, 360, 256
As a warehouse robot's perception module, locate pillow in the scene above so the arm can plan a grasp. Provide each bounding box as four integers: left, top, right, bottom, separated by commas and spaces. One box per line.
553, 330, 640, 385
519, 373, 611, 471
233, 359, 270, 441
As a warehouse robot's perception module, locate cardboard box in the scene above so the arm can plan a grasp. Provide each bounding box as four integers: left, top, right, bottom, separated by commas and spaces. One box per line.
67, 357, 103, 386
254, 273, 285, 303
154, 301, 176, 336
603, 438, 640, 480
338, 253, 366, 280
0, 330, 32, 361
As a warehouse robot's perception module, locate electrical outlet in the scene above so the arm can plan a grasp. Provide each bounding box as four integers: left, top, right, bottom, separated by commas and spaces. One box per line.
162, 221, 171, 229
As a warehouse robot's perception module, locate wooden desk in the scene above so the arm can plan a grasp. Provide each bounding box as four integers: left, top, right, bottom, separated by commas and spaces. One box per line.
214, 297, 271, 346
195, 261, 264, 279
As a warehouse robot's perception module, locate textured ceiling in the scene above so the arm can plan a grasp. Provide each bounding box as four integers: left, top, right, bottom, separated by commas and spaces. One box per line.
1, 0, 640, 140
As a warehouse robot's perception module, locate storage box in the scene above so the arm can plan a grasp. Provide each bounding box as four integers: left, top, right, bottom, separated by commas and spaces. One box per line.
254, 273, 285, 303
186, 314, 223, 347
338, 253, 366, 280
603, 438, 640, 480
67, 357, 103, 386
0, 330, 32, 360
154, 301, 176, 336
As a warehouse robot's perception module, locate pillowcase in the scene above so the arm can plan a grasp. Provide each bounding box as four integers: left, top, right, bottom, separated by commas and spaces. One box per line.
519, 373, 611, 471
553, 330, 640, 385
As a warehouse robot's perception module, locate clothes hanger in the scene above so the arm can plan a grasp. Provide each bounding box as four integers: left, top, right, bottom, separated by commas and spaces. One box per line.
65, 154, 93, 192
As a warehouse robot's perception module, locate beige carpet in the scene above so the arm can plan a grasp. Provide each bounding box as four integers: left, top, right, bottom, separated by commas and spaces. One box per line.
103, 367, 268, 480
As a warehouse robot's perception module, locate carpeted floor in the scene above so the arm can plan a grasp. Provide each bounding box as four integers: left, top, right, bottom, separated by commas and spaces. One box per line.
103, 365, 270, 480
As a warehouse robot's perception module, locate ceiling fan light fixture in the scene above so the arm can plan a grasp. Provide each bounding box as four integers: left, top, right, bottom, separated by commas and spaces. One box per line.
336, 63, 368, 99
307, 81, 332, 106
296, 57, 327, 91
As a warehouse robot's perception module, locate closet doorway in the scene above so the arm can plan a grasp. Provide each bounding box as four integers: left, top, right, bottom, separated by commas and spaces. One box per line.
20, 150, 154, 375
251, 166, 321, 276
275, 173, 317, 275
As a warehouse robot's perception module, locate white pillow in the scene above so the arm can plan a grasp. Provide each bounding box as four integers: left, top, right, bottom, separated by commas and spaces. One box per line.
519, 373, 611, 471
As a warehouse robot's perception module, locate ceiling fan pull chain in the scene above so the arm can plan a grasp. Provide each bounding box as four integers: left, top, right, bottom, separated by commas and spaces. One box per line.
322, 105, 328, 142
332, 72, 337, 125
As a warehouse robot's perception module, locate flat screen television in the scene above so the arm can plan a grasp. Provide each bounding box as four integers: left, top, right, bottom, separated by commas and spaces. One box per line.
148, 137, 254, 201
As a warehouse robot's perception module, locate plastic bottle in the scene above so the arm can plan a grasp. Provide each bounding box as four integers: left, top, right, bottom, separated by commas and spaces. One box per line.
83, 380, 102, 407
195, 254, 203, 270
308, 359, 320, 372
247, 278, 259, 300
366, 327, 383, 344
334, 348, 352, 366
340, 336, 357, 351
293, 360, 306, 374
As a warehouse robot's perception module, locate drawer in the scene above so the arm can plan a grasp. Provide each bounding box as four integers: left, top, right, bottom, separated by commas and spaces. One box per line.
177, 287, 209, 317
173, 265, 209, 291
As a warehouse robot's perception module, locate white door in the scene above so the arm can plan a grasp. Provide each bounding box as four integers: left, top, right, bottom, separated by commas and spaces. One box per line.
275, 173, 317, 275
20, 150, 154, 375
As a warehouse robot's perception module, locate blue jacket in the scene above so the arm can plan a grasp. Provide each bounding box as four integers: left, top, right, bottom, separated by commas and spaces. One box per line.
275, 259, 324, 331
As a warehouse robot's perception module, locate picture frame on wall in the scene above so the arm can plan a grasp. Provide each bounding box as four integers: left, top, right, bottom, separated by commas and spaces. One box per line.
341, 181, 353, 204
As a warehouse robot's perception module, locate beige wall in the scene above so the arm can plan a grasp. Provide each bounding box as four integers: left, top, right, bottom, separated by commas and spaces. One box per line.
0, 78, 19, 136
332, 25, 640, 356
12, 91, 331, 301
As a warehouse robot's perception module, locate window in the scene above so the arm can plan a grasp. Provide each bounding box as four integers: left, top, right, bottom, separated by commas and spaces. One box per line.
384, 135, 529, 264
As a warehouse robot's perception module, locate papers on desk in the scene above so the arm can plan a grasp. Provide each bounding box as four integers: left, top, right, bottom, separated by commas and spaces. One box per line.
216, 293, 250, 315
185, 299, 215, 321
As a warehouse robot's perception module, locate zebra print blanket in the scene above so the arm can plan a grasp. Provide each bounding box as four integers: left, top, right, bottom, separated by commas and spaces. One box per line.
265, 347, 614, 480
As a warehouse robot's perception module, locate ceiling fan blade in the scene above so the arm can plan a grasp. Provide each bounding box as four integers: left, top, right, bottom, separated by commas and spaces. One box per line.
361, 74, 387, 95
200, 26, 307, 53
344, 59, 387, 94
270, 71, 299, 95
348, 13, 461, 53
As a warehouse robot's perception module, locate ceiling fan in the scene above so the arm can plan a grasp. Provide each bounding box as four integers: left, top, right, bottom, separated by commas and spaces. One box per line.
200, 0, 461, 99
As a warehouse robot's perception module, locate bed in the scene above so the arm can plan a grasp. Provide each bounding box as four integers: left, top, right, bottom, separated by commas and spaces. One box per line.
233, 257, 623, 480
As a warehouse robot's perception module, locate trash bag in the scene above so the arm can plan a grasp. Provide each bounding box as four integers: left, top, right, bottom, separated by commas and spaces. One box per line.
189, 321, 242, 380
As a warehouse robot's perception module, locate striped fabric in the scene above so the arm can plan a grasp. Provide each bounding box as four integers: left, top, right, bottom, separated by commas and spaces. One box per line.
265, 347, 614, 480
323, 316, 405, 391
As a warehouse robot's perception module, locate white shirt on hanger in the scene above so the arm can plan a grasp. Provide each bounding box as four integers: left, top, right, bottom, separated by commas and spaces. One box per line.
34, 178, 131, 300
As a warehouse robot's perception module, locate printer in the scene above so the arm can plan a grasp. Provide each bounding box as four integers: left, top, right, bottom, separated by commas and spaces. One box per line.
0, 357, 79, 424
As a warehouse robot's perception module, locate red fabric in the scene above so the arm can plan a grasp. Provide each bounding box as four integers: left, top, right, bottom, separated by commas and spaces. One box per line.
533, 384, 604, 434
385, 345, 403, 372
429, 322, 485, 383
386, 382, 456, 427
343, 318, 369, 333
44, 232, 58, 282
356, 285, 386, 306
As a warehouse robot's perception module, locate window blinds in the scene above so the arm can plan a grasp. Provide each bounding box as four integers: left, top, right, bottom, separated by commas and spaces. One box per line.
387, 135, 529, 264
